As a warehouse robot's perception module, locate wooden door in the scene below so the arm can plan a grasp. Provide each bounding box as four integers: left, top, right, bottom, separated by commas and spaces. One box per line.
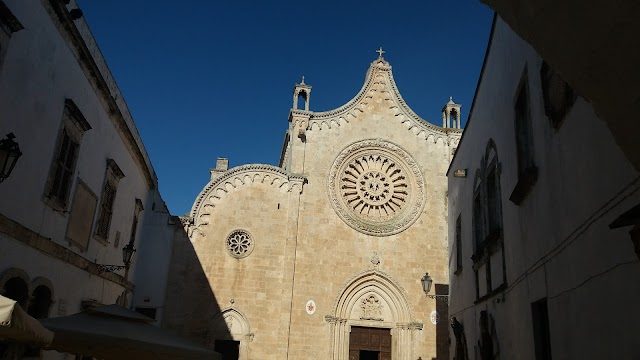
349, 326, 391, 360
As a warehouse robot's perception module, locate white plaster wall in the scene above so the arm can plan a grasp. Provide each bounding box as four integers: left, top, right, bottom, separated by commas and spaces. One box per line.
0, 0, 154, 268
0, 233, 125, 313
0, 0, 176, 343
0, 233, 125, 360
131, 193, 177, 324
448, 17, 640, 359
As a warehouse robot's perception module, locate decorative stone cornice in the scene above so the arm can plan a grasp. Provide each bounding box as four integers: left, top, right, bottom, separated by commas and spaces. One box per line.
289, 110, 311, 140
303, 58, 463, 145
0, 213, 133, 290
189, 164, 306, 234
324, 315, 339, 324
396, 321, 424, 330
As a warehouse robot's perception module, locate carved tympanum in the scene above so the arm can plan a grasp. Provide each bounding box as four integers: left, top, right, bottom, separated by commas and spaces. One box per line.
360, 294, 383, 320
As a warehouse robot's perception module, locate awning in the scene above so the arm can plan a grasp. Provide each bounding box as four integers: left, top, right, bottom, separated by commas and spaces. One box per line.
0, 294, 54, 346
40, 304, 221, 360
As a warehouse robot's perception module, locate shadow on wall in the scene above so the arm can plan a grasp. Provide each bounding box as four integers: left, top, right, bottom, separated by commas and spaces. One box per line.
161, 226, 231, 350
434, 284, 450, 360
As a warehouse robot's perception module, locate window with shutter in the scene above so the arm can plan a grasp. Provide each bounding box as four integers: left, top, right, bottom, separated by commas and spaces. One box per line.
122, 198, 144, 251
49, 130, 79, 207
455, 215, 463, 275
95, 183, 115, 239
43, 99, 91, 211
94, 159, 124, 243
509, 70, 538, 205
472, 140, 507, 301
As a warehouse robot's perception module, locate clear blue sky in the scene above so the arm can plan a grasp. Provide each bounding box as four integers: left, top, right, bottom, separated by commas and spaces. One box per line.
78, 0, 494, 216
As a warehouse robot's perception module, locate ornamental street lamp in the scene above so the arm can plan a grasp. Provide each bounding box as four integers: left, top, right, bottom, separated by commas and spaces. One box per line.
421, 272, 433, 294
122, 242, 136, 266
0, 133, 22, 183
421, 272, 449, 302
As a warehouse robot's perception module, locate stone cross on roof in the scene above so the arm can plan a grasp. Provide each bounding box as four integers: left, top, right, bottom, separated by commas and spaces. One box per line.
376, 47, 386, 58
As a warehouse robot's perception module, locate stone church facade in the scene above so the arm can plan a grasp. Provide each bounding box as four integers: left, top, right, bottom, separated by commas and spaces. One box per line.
164, 55, 462, 360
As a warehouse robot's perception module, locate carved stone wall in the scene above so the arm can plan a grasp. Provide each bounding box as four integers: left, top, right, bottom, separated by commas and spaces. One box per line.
170, 57, 457, 360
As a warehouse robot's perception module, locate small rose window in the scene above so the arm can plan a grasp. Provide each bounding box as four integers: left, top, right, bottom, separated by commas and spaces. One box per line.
226, 230, 254, 258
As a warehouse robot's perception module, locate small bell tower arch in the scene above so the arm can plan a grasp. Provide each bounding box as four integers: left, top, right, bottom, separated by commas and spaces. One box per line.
442, 96, 462, 128
293, 76, 312, 111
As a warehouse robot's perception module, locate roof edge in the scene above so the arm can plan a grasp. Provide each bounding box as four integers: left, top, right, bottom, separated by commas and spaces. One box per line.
447, 12, 498, 176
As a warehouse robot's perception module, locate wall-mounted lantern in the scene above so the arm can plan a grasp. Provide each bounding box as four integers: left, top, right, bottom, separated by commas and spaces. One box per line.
421, 272, 433, 295
122, 243, 136, 268
421, 272, 449, 302
0, 133, 22, 183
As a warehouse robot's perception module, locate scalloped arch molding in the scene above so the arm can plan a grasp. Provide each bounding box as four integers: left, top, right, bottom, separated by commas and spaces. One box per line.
190, 164, 305, 231
305, 58, 462, 146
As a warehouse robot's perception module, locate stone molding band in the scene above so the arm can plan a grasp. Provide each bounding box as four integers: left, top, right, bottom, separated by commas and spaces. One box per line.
189, 164, 306, 233
304, 59, 463, 146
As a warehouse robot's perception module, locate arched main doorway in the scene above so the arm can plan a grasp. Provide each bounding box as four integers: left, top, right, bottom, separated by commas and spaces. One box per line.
326, 269, 423, 360
210, 307, 253, 360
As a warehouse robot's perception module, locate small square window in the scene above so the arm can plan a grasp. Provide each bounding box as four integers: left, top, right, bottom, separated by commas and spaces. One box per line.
135, 307, 157, 320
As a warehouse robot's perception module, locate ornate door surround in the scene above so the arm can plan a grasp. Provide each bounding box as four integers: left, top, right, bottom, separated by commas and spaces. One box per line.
326, 269, 423, 360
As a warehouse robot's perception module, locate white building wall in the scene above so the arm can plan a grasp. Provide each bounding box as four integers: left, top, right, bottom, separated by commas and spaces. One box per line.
130, 193, 178, 324
0, 1, 177, 357
448, 17, 640, 359
0, 0, 153, 268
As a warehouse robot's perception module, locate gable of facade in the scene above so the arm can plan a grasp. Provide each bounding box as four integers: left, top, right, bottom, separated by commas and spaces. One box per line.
167, 56, 462, 360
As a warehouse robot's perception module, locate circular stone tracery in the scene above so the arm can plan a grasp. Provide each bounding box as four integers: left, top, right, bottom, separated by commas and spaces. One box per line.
343, 156, 408, 219
329, 139, 425, 236
225, 230, 254, 258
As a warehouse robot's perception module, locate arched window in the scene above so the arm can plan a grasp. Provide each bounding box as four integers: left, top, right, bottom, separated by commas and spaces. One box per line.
0, 272, 31, 359
27, 285, 53, 319
2, 277, 29, 308
296, 90, 307, 110
471, 140, 507, 300
450, 108, 459, 128
24, 285, 53, 357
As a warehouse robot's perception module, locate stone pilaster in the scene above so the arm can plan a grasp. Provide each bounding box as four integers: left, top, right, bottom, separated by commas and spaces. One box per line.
277, 176, 305, 358
288, 109, 310, 174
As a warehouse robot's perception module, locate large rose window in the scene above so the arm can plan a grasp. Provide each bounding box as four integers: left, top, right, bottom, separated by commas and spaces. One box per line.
328, 139, 425, 236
